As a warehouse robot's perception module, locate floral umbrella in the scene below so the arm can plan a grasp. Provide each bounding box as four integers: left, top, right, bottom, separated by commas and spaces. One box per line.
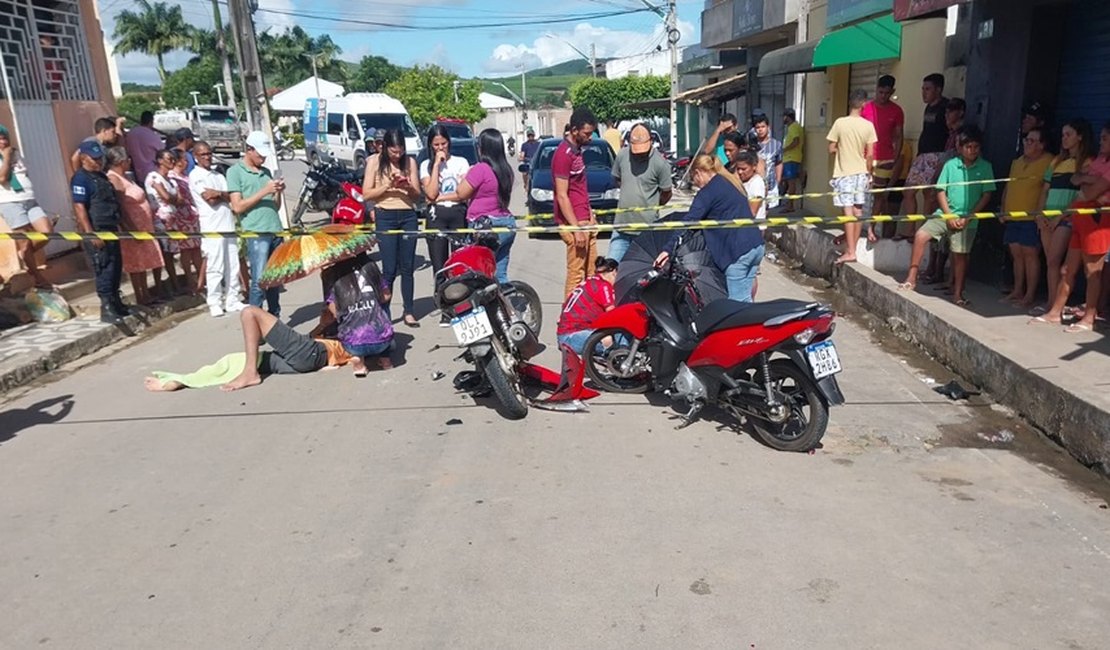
259, 225, 377, 289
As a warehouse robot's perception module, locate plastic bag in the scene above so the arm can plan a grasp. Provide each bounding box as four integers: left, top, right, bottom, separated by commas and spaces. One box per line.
25, 289, 73, 323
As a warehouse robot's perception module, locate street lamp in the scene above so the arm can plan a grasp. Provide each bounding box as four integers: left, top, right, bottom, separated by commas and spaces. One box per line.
543, 33, 597, 77
213, 83, 224, 106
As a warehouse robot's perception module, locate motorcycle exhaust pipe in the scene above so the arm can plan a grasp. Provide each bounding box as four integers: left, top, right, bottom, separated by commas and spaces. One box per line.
508, 321, 542, 360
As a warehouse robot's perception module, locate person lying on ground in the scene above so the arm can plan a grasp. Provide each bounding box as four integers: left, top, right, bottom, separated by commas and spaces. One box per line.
145, 255, 394, 392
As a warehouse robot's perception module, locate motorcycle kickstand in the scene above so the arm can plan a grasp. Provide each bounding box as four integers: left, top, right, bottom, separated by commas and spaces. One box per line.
673, 400, 704, 430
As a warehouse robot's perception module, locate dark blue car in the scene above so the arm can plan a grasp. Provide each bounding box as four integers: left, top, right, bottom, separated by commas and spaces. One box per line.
520, 138, 620, 226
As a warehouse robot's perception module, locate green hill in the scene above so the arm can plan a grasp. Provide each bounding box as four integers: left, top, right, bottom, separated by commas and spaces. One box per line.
478, 59, 602, 108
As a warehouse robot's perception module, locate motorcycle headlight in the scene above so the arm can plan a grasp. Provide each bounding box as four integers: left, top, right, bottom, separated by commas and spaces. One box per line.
442, 282, 472, 305
602, 188, 621, 200
530, 188, 554, 201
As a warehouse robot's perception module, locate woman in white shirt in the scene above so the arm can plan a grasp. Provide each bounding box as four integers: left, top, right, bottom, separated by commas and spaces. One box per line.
0, 124, 55, 288
420, 124, 471, 278
732, 149, 766, 221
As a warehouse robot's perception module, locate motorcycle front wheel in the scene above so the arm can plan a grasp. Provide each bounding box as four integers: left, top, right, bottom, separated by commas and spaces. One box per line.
582, 328, 650, 394
482, 342, 528, 420
739, 359, 828, 452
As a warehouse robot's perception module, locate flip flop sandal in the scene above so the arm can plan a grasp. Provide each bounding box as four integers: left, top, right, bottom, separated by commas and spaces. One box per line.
1064, 323, 1093, 333
955, 298, 972, 307
1028, 316, 1059, 325
896, 282, 915, 291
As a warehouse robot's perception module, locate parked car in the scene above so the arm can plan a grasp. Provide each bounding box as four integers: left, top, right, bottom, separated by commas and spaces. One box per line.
433, 117, 473, 140
519, 138, 620, 226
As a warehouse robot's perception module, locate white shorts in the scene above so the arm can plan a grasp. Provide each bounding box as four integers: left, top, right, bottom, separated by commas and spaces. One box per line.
0, 200, 47, 229
830, 173, 872, 208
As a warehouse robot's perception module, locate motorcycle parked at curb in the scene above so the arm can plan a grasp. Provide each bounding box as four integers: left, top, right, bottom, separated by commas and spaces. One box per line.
582, 244, 844, 451
434, 229, 543, 419
289, 159, 365, 227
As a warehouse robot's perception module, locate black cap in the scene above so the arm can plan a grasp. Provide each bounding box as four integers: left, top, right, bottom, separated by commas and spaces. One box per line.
1023, 101, 1047, 120
174, 127, 196, 140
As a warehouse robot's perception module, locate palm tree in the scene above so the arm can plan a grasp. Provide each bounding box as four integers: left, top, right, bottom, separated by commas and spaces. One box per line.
113, 0, 194, 84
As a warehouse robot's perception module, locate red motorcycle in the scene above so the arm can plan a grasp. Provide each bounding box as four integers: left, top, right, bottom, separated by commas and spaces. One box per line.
331, 180, 369, 226
435, 230, 543, 419
583, 254, 844, 451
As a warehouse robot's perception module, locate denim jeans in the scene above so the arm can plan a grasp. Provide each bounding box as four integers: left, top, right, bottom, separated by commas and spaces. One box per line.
556, 330, 594, 355
343, 340, 393, 358
607, 230, 636, 262
376, 209, 418, 316
246, 235, 281, 316
725, 244, 764, 302
488, 216, 516, 283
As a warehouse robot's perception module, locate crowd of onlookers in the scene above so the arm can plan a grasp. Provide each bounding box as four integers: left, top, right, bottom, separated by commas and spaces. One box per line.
732, 71, 1110, 331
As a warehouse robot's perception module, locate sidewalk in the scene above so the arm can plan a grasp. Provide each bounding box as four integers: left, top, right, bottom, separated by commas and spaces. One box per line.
0, 251, 203, 394
772, 223, 1110, 474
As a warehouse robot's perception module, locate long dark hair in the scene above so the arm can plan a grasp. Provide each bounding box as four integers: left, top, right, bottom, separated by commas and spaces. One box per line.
477, 128, 511, 211
376, 128, 408, 180
425, 124, 451, 166
1057, 118, 1096, 168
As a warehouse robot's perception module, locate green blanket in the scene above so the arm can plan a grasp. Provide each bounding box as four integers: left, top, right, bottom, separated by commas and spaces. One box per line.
151, 353, 255, 389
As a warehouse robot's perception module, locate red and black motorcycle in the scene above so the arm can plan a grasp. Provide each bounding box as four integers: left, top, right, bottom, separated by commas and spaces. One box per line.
434, 230, 543, 419
583, 253, 844, 451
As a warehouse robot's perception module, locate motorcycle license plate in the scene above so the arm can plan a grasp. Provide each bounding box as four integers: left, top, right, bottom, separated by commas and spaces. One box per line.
452, 307, 494, 346
805, 340, 842, 379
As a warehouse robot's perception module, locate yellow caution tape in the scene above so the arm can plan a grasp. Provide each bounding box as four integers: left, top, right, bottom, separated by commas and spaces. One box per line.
520, 175, 1023, 221
5, 205, 1105, 241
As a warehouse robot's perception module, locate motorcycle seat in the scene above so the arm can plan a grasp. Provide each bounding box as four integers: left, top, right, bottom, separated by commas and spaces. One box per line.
695, 298, 815, 334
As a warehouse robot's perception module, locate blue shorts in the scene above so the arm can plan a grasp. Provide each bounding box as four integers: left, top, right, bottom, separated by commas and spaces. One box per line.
1003, 220, 1040, 248
782, 162, 802, 180
343, 340, 393, 358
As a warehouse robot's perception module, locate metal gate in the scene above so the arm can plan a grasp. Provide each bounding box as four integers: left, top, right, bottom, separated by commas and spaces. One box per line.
14, 101, 75, 256
1055, 0, 1110, 126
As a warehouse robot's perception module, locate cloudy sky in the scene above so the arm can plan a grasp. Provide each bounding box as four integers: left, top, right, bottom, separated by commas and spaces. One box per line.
101, 0, 701, 85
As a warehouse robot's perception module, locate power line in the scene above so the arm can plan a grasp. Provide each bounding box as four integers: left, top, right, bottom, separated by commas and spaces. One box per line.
253, 6, 653, 31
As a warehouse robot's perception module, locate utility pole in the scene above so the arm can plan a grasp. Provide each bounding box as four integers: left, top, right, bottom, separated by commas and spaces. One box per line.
210, 0, 237, 114
590, 43, 597, 77
304, 52, 324, 98
227, 0, 289, 226
666, 0, 680, 154
520, 64, 527, 138
640, 0, 681, 153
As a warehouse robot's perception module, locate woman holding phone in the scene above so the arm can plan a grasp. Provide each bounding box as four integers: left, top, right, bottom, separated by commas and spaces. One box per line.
362, 128, 421, 327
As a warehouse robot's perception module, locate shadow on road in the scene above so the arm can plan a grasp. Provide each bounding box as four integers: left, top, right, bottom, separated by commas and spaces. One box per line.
0, 395, 75, 445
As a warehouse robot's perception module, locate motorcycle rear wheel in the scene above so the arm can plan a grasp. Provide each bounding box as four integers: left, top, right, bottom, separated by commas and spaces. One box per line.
482, 340, 528, 420
582, 328, 650, 394
742, 359, 828, 452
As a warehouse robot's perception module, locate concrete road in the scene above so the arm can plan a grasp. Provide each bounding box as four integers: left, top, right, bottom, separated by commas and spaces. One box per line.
3, 174, 1110, 648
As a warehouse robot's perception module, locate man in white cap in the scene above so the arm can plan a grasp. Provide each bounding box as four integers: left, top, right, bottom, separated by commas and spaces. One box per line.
227, 131, 285, 316
190, 140, 245, 317
608, 123, 672, 261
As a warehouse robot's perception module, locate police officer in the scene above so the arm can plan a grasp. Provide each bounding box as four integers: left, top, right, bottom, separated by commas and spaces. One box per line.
71, 140, 131, 324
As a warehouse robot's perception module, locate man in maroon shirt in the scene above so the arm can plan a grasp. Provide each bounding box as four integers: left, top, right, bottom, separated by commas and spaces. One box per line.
556, 257, 618, 354
861, 75, 904, 239
554, 107, 599, 297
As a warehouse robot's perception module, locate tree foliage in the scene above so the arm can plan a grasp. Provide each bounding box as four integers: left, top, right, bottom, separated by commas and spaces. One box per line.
347, 55, 404, 93
116, 93, 162, 122
568, 75, 670, 123
257, 27, 344, 88
162, 57, 222, 109
383, 65, 486, 128
112, 0, 194, 84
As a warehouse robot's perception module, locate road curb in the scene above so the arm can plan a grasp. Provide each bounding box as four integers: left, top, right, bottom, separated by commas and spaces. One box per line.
0, 295, 203, 395
773, 225, 1110, 475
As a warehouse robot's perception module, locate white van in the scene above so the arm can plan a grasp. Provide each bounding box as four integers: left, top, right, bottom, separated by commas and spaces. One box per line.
303, 93, 420, 168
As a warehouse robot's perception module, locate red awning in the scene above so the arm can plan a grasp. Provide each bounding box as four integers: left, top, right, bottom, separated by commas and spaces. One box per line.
894, 0, 968, 21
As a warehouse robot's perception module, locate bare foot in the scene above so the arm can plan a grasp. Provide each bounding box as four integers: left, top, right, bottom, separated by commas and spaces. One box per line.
1002, 292, 1022, 303
144, 376, 184, 392
376, 356, 394, 371
221, 371, 262, 392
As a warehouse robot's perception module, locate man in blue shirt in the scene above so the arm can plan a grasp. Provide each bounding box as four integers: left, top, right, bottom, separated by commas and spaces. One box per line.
71, 140, 132, 324
519, 130, 541, 187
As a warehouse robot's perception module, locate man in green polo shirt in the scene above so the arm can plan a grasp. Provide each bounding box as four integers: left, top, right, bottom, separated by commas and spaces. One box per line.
228, 131, 285, 316
901, 125, 995, 306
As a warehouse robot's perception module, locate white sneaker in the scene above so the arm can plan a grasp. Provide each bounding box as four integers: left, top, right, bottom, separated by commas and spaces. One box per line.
225, 302, 246, 313
209, 307, 225, 318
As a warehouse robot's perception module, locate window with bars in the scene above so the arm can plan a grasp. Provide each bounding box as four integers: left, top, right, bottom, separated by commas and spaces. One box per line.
0, 0, 98, 101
